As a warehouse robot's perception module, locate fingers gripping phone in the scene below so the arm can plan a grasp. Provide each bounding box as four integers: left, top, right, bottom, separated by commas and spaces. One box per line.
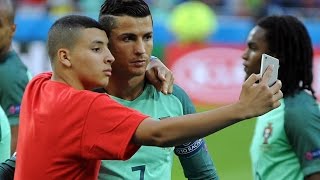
260, 54, 279, 86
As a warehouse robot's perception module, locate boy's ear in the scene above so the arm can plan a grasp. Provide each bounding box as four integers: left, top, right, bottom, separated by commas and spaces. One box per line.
57, 48, 72, 67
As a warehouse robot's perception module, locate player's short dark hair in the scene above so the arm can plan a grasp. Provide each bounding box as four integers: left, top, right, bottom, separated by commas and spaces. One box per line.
0, 0, 15, 24
257, 15, 316, 98
47, 15, 105, 61
98, 0, 152, 36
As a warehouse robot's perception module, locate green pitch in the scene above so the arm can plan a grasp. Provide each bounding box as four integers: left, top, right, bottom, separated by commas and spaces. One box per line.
171, 104, 256, 180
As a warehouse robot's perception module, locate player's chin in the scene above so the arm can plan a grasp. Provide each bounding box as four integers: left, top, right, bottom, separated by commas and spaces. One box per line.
101, 78, 110, 88
132, 69, 146, 76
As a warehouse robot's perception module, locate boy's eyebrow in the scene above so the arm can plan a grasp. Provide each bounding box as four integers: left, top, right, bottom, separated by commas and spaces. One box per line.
92, 40, 106, 45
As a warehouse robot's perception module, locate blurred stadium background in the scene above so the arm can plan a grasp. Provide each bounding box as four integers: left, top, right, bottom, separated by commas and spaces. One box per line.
12, 0, 320, 179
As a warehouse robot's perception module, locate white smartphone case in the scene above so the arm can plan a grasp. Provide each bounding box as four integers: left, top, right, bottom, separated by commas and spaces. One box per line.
260, 53, 279, 86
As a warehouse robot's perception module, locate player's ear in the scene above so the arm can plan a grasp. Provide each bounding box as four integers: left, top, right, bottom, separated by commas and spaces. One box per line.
57, 48, 72, 67
9, 24, 16, 37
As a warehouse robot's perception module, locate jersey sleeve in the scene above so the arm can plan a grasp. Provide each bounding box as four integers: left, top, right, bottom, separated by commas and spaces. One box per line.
172, 84, 219, 180
81, 94, 148, 161
172, 84, 196, 115
284, 102, 320, 177
0, 62, 30, 126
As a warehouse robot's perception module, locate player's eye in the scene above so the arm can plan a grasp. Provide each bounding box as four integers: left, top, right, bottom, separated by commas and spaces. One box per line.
92, 48, 101, 52
249, 45, 257, 51
122, 37, 131, 42
144, 34, 153, 41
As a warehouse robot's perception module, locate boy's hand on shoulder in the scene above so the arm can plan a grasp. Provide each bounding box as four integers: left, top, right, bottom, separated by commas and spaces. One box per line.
146, 57, 174, 94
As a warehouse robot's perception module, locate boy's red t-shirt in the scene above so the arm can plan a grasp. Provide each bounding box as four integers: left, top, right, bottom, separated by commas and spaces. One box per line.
15, 72, 148, 180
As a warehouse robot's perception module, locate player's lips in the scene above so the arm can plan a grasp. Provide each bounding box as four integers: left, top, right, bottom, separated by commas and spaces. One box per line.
103, 69, 112, 76
131, 60, 146, 67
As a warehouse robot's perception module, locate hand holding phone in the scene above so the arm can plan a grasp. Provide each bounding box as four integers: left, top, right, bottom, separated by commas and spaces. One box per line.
260, 54, 279, 86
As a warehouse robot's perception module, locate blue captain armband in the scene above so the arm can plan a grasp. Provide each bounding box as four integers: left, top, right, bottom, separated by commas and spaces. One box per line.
174, 139, 205, 158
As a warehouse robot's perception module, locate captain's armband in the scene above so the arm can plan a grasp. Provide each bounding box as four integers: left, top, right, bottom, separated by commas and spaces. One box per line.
174, 139, 205, 158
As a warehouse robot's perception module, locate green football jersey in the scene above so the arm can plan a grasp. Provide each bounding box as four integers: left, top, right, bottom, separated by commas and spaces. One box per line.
0, 105, 11, 162
99, 84, 183, 180
98, 82, 216, 180
0, 50, 32, 125
250, 91, 320, 180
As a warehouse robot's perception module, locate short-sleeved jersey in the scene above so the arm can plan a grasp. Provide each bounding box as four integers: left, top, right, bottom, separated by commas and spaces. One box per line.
99, 84, 218, 180
250, 90, 320, 180
0, 50, 32, 125
0, 105, 10, 162
14, 72, 148, 180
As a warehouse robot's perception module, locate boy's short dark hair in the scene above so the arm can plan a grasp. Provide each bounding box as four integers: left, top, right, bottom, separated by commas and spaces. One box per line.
47, 15, 105, 61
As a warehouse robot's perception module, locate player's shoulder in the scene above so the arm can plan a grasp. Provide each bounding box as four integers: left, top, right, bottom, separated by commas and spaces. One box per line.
284, 91, 320, 128
172, 84, 188, 96
144, 83, 191, 103
172, 84, 193, 102
0, 51, 24, 68
0, 53, 26, 79
284, 91, 318, 115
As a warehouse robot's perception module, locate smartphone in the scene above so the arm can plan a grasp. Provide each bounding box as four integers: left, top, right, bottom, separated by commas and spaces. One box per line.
260, 53, 279, 86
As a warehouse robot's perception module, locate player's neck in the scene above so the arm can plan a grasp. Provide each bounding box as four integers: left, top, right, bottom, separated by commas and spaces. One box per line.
106, 75, 146, 101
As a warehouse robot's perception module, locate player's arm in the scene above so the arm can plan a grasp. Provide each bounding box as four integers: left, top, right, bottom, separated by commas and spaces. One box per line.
0, 153, 16, 180
133, 68, 282, 146
1, 71, 30, 154
284, 102, 320, 180
172, 84, 218, 179
145, 56, 173, 94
